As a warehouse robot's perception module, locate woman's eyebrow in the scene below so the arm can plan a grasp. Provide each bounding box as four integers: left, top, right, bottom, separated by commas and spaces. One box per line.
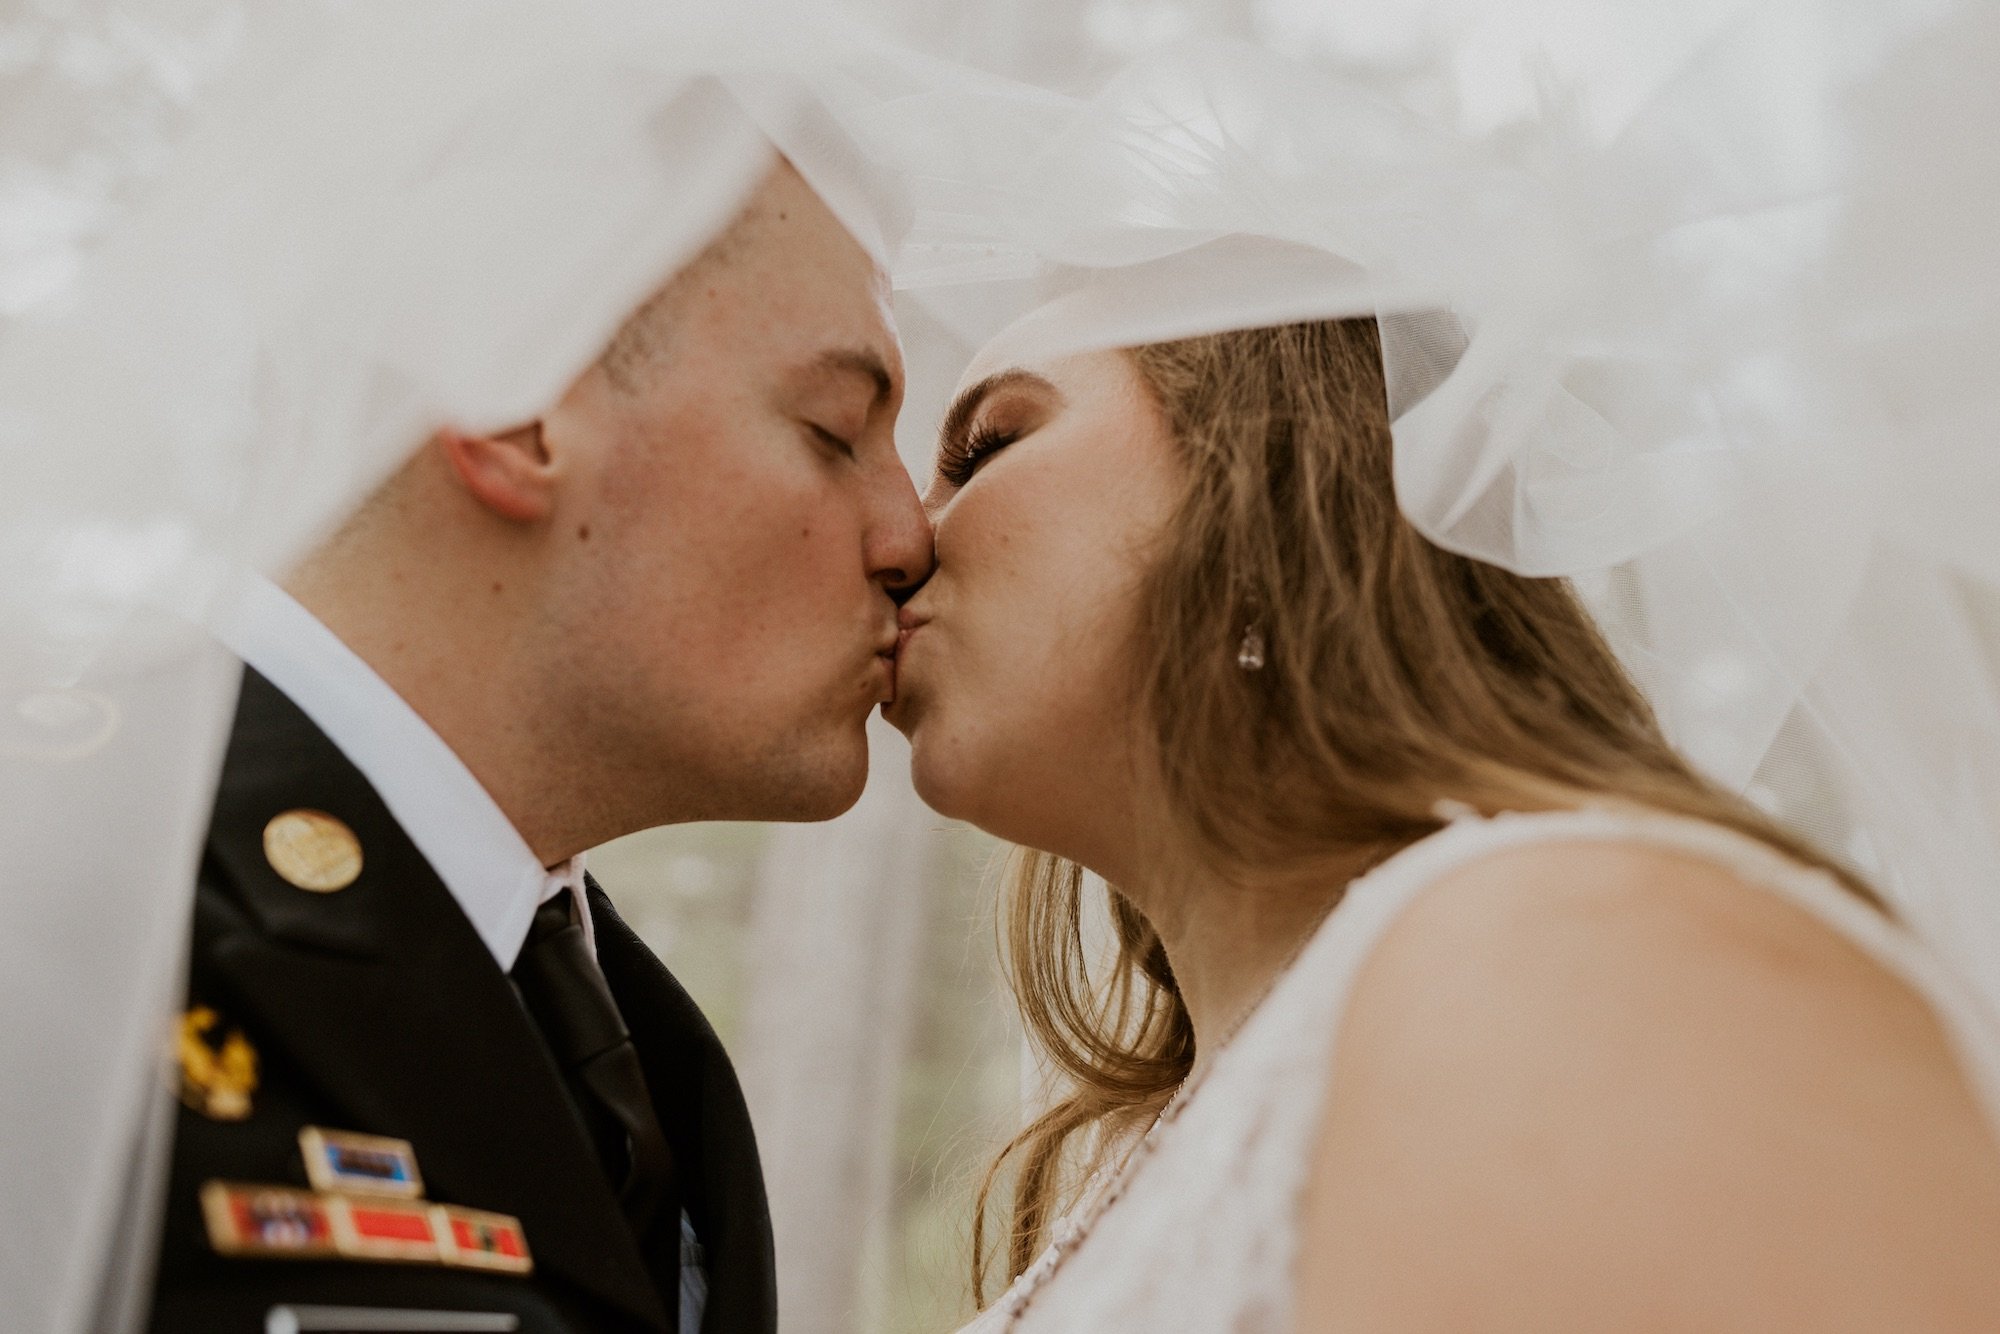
937, 369, 1061, 448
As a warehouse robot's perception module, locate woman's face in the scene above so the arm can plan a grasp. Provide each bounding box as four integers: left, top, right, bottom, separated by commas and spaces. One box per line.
886, 338, 1184, 871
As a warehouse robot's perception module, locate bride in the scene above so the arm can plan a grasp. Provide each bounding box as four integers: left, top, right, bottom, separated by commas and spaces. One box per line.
885, 317, 2000, 1329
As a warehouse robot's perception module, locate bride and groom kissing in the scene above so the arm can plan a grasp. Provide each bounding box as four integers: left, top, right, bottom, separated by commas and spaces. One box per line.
154, 154, 2000, 1333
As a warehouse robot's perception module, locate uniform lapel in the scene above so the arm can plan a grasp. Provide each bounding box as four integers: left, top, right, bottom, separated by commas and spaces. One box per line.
203, 670, 672, 1331
591, 882, 779, 1334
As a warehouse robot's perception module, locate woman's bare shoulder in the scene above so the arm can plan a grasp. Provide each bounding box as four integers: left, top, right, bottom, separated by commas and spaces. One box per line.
1356, 832, 1910, 1020
1290, 831, 2000, 1331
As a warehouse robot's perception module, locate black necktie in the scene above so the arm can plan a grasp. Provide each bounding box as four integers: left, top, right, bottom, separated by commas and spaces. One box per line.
511, 896, 680, 1285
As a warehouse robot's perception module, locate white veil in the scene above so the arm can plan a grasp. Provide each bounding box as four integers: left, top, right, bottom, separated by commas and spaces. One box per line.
887, 0, 2000, 1016
8, 0, 2000, 1324
0, 1, 1040, 1324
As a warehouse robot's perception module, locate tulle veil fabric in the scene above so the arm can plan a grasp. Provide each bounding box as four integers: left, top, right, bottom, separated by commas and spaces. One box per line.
0, 3, 1047, 1323
889, 0, 2000, 1008
5, 0, 2000, 1326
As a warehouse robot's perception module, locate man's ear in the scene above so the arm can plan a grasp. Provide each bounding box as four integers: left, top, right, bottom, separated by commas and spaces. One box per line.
436, 421, 555, 523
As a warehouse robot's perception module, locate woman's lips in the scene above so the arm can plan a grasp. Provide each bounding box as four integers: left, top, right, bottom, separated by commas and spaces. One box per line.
884, 612, 929, 714
895, 612, 931, 665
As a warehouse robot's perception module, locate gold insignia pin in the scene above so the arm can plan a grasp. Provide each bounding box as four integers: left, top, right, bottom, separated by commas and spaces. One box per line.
178, 1006, 259, 1121
263, 809, 363, 892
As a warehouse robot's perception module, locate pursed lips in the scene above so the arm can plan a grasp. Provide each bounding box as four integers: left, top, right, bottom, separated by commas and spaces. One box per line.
878, 607, 930, 711
875, 624, 902, 703
894, 605, 929, 660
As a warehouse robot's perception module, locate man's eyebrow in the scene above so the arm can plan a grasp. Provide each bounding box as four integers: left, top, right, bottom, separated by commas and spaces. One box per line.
938, 369, 1059, 451
809, 348, 898, 405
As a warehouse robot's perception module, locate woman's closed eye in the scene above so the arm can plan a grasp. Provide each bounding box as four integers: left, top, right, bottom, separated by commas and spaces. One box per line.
932, 367, 1063, 491
936, 422, 1018, 488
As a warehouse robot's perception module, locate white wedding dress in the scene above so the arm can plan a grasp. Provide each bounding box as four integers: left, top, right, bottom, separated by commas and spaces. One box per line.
958, 807, 2000, 1332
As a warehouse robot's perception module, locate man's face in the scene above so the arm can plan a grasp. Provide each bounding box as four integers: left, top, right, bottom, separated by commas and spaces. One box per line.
541, 163, 929, 823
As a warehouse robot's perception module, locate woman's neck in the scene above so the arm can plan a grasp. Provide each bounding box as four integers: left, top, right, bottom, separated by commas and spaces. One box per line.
1125, 852, 1377, 1078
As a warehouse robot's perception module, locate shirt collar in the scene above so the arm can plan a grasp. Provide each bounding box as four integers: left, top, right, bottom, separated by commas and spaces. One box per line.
211, 575, 584, 970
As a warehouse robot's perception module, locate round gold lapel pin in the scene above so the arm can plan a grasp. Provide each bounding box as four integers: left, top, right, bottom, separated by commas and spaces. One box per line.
178, 1005, 259, 1121
263, 809, 363, 892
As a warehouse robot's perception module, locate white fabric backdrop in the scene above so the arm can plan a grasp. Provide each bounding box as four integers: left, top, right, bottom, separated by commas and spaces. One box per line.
714, 1, 2000, 1325
5, 1, 1999, 1330
0, 3, 955, 1324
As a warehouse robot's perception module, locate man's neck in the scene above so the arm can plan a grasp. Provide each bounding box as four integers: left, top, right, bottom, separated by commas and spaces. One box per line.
282, 562, 595, 866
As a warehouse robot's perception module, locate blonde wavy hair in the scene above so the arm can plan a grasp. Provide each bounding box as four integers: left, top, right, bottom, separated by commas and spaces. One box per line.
970, 318, 1875, 1300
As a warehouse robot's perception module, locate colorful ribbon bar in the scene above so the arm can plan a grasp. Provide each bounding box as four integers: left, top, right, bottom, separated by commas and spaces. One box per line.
299, 1126, 424, 1199
201, 1182, 338, 1259
201, 1181, 532, 1276
433, 1204, 533, 1275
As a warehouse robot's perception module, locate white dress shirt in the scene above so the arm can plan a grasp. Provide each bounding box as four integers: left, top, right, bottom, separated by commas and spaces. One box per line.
212, 575, 588, 967
211, 576, 707, 1330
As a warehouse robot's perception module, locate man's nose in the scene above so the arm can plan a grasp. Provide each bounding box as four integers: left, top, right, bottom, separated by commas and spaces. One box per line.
884, 564, 929, 606
872, 472, 936, 605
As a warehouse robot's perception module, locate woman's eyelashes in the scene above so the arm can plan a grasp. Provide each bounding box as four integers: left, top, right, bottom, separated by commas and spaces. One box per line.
936, 421, 1018, 488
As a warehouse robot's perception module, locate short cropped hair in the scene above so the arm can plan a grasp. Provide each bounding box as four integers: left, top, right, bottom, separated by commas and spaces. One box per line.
596, 192, 758, 393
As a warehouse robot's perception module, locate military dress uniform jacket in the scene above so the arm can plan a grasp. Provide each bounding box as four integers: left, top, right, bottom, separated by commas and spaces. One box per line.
149, 668, 778, 1333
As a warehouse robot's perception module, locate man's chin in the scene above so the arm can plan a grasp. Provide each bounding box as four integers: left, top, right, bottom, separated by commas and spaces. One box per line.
791, 768, 868, 823
755, 726, 870, 823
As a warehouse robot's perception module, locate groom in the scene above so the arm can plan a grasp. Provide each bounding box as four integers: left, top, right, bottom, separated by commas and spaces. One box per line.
149, 160, 928, 1333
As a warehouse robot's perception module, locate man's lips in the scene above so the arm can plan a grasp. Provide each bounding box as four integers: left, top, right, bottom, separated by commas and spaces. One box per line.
880, 608, 929, 710
875, 627, 903, 703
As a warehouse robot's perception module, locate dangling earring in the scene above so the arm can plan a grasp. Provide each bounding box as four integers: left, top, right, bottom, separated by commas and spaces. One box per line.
1236, 623, 1266, 671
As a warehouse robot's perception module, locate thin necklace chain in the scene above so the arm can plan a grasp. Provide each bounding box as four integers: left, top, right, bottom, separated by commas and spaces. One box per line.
992, 910, 1333, 1329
